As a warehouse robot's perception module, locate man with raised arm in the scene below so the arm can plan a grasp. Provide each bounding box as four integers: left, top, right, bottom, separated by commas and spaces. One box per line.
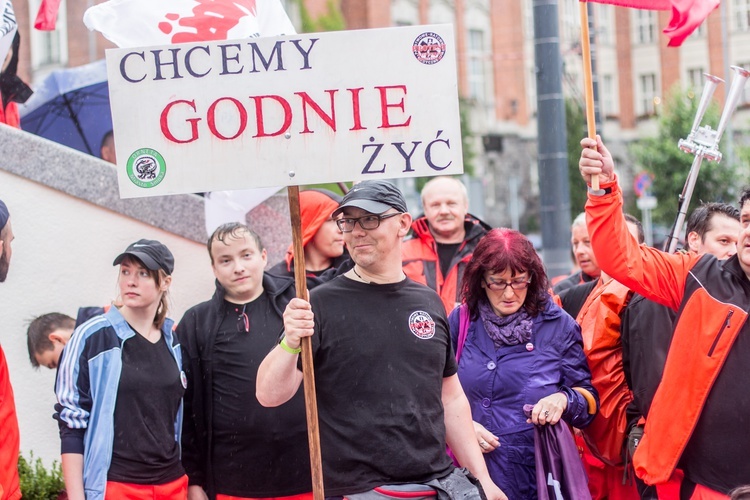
579, 136, 750, 498
257, 180, 506, 500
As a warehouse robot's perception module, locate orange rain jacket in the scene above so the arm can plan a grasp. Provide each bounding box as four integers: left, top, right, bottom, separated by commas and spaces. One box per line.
585, 178, 746, 485
575, 277, 633, 466
402, 214, 490, 313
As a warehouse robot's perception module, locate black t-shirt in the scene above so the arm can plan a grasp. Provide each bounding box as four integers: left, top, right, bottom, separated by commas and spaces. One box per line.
307, 276, 457, 496
108, 333, 184, 483
437, 242, 461, 278
679, 320, 750, 493
212, 295, 311, 497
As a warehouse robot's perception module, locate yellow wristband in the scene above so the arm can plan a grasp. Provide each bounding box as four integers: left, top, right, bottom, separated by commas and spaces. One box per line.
279, 337, 302, 354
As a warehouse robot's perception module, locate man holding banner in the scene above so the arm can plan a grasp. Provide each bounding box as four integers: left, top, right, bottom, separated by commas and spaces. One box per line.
257, 181, 506, 500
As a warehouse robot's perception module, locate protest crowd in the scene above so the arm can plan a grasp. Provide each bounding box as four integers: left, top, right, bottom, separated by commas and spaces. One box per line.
3, 1, 750, 500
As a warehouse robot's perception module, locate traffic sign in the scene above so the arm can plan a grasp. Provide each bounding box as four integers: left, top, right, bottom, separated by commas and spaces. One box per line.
634, 172, 653, 197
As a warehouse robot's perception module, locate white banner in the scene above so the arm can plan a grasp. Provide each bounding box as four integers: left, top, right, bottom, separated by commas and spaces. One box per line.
107, 24, 462, 198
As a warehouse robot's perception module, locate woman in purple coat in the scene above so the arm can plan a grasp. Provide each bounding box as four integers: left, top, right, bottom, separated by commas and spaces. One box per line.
448, 228, 598, 499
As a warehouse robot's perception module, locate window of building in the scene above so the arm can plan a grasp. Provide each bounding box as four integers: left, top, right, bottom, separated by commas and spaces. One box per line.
596, 5, 613, 45
561, 0, 579, 44
602, 74, 618, 117
28, 0, 68, 69
687, 67, 706, 90
639, 73, 657, 116
468, 28, 487, 102
634, 10, 656, 44
734, 0, 750, 31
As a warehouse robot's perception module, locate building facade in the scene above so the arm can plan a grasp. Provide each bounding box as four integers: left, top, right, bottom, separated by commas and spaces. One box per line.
10, 0, 750, 229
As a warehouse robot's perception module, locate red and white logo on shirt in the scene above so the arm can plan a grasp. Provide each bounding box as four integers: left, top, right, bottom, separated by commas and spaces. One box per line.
408, 311, 436, 339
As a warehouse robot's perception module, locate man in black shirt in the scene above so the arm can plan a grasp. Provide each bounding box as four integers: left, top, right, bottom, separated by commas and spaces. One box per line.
257, 180, 506, 500
178, 223, 310, 500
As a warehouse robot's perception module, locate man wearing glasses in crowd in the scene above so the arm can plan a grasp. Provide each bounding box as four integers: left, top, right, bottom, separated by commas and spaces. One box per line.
257, 180, 506, 500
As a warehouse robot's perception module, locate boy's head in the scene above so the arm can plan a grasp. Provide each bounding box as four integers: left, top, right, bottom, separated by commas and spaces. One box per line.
27, 313, 75, 369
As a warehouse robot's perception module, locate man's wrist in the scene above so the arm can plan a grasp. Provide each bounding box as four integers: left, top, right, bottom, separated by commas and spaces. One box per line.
280, 337, 302, 354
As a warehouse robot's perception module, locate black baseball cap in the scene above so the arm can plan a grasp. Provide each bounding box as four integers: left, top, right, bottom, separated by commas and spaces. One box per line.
113, 239, 174, 275
332, 180, 408, 217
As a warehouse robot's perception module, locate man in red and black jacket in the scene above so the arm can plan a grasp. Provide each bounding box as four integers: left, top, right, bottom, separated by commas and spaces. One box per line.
402, 177, 490, 313
580, 135, 750, 499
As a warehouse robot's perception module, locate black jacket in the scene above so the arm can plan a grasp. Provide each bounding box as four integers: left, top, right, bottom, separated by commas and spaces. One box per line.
620, 294, 676, 425
177, 273, 296, 499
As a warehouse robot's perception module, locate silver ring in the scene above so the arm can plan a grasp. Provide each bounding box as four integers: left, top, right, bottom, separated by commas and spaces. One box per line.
543, 410, 550, 417
479, 441, 487, 449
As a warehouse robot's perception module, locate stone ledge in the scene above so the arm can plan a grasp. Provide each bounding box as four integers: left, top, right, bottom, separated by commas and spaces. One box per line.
0, 124, 206, 243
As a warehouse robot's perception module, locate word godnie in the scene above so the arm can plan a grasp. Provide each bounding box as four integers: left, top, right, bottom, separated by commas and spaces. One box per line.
118, 38, 319, 82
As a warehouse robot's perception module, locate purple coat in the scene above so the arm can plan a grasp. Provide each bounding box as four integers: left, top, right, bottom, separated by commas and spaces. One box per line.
448, 299, 597, 500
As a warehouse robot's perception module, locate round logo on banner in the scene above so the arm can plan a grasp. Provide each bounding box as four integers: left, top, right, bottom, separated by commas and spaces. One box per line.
408, 310, 436, 339
126, 148, 166, 188
412, 32, 446, 65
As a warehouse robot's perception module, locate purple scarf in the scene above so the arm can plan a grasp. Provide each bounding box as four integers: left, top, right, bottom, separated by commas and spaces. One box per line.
478, 299, 533, 347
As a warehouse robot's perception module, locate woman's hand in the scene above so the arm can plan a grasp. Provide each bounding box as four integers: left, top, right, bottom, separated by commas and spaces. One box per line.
528, 392, 568, 426
473, 420, 500, 453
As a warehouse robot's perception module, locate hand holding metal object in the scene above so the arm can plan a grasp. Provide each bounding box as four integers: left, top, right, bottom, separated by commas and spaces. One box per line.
667, 67, 750, 253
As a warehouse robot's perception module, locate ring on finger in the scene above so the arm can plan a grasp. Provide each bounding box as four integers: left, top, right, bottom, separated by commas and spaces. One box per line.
543, 410, 550, 418
479, 441, 488, 449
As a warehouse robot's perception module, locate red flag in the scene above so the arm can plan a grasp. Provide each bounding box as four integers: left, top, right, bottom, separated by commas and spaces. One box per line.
582, 0, 720, 46
664, 0, 720, 46
581, 0, 670, 9
33, 0, 61, 30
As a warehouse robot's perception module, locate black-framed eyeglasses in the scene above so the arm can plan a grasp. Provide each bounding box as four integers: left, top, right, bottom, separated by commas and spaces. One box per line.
335, 212, 402, 232
483, 277, 531, 292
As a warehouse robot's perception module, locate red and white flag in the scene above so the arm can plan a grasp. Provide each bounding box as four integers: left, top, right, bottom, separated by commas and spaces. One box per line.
83, 0, 296, 48
582, 0, 720, 47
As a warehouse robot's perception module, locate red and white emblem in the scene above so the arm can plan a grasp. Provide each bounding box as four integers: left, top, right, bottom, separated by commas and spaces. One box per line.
408, 310, 436, 339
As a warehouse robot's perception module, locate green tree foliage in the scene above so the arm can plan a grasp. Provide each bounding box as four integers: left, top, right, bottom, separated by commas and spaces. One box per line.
18, 452, 65, 500
630, 86, 743, 226
566, 98, 588, 218
297, 0, 345, 33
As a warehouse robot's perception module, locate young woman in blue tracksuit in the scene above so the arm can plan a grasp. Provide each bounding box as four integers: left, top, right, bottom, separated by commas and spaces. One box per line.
55, 239, 186, 500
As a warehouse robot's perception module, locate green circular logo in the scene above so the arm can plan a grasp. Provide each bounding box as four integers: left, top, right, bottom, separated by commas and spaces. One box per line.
126, 148, 166, 188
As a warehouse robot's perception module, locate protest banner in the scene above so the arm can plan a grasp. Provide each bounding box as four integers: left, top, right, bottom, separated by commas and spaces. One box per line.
106, 24, 462, 199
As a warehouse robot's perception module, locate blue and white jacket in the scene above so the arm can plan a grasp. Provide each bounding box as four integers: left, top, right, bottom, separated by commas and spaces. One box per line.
54, 307, 183, 500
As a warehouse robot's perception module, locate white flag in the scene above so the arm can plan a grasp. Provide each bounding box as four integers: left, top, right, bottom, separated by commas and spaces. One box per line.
0, 0, 17, 69
83, 0, 296, 49
84, 0, 295, 235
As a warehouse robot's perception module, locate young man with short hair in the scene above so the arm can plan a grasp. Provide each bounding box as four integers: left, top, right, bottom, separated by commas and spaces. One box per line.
178, 223, 311, 500
26, 307, 106, 370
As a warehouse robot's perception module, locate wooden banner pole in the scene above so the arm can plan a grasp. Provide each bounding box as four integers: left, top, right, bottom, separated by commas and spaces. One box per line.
287, 185, 325, 500
580, 1, 599, 190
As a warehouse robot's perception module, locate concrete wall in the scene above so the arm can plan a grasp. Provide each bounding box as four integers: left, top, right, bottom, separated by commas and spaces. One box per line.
0, 169, 217, 466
